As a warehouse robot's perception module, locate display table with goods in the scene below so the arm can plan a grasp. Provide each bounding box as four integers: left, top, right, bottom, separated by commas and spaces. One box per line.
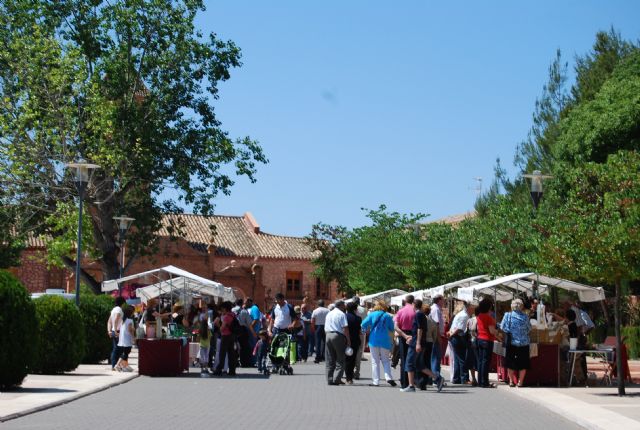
495, 325, 566, 387
138, 335, 190, 376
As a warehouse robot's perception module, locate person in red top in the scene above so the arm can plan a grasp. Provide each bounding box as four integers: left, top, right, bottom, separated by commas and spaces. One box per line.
213, 301, 237, 377
394, 295, 416, 389
476, 298, 497, 388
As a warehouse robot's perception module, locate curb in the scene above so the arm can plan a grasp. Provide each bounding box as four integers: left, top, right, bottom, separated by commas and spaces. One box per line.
0, 373, 139, 423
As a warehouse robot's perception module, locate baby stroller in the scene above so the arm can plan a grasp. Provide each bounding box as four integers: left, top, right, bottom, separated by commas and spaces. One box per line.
269, 332, 294, 375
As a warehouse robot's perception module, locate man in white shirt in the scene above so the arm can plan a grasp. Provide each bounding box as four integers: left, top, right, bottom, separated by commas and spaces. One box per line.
311, 300, 330, 363
324, 300, 351, 385
107, 296, 126, 371
429, 295, 445, 379
268, 293, 299, 336
448, 301, 472, 385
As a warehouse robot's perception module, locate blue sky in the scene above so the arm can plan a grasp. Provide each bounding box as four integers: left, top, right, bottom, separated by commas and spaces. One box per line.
181, 1, 640, 237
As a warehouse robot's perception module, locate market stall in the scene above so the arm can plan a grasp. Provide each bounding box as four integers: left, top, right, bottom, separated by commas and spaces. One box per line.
346, 288, 408, 306
102, 266, 236, 376
389, 275, 490, 307
457, 273, 605, 386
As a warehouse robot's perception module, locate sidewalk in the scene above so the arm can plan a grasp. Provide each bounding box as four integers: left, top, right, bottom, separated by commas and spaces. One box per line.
506, 384, 640, 430
0, 352, 139, 422
491, 357, 640, 430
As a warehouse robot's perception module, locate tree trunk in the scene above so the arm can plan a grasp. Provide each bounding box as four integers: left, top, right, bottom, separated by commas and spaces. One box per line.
614, 278, 626, 396
90, 179, 121, 284
61, 256, 101, 294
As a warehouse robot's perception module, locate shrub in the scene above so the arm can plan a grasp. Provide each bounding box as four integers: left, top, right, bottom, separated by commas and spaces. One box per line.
79, 294, 114, 363
622, 326, 640, 360
0, 271, 37, 390
32, 295, 86, 374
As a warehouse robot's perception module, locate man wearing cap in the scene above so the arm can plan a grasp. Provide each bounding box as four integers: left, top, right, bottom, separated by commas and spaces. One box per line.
324, 300, 351, 385
394, 294, 416, 389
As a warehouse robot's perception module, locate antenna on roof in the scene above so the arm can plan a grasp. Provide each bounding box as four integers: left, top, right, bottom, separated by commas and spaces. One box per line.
469, 177, 482, 196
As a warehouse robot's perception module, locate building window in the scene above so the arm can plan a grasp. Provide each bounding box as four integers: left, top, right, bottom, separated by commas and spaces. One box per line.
316, 278, 328, 298
286, 271, 302, 292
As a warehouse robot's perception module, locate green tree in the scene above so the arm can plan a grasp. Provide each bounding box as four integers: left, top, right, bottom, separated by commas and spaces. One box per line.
0, 1, 266, 291
571, 28, 637, 106
546, 152, 640, 395
305, 223, 352, 295
514, 49, 569, 174
0, 204, 24, 269
553, 50, 640, 165
342, 206, 426, 295
402, 222, 468, 289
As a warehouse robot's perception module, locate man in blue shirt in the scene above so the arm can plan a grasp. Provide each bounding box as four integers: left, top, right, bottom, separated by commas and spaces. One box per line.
245, 298, 260, 366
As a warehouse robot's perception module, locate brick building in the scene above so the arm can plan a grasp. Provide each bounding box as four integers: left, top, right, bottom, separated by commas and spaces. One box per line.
10, 212, 336, 310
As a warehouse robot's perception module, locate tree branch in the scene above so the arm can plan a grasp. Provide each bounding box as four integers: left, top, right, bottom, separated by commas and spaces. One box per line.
61, 255, 101, 294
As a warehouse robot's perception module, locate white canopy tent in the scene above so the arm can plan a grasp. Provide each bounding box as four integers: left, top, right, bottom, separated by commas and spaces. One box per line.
136, 276, 236, 304
457, 273, 540, 303
346, 288, 408, 305
457, 273, 605, 303
101, 265, 236, 303
390, 275, 490, 307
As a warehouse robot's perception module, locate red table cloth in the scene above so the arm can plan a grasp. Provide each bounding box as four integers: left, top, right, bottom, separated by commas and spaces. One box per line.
138, 338, 189, 376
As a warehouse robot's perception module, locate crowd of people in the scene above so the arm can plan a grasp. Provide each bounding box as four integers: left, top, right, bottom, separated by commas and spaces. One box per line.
106, 290, 597, 388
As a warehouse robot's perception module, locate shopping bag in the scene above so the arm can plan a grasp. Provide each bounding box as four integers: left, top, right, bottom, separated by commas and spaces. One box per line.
529, 343, 538, 358
493, 341, 506, 357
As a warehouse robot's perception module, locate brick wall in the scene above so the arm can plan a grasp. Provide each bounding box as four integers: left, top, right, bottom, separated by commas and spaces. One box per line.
12, 236, 338, 308
9, 248, 70, 294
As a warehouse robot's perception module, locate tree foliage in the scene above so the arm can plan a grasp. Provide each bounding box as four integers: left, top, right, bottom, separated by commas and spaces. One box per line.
305, 223, 351, 294
0, 1, 266, 289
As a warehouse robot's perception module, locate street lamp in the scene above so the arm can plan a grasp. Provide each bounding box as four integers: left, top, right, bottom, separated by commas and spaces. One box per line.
113, 216, 135, 290
523, 170, 553, 304
523, 170, 553, 210
66, 158, 100, 306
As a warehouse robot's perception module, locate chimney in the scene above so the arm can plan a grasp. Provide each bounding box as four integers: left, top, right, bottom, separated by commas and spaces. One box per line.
243, 212, 260, 234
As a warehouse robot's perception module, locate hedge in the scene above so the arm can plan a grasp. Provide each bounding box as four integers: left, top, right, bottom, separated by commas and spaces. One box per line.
79, 294, 114, 364
0, 271, 37, 389
31, 295, 86, 374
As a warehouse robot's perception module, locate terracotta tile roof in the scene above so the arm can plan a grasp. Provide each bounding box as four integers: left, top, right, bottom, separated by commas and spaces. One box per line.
159, 213, 318, 260
26, 235, 47, 248
427, 211, 477, 225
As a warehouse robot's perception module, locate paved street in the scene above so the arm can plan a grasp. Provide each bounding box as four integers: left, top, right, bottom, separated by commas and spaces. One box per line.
4, 358, 582, 430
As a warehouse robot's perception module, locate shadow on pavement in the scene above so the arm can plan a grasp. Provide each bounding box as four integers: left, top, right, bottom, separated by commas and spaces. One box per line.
591, 392, 640, 397
5, 387, 78, 394
176, 372, 270, 380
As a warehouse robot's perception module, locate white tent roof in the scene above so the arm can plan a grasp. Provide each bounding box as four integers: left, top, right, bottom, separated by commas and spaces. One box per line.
456, 273, 605, 303
101, 265, 236, 302
526, 274, 605, 302
390, 275, 490, 307
346, 288, 408, 305
135, 276, 235, 304
457, 273, 539, 302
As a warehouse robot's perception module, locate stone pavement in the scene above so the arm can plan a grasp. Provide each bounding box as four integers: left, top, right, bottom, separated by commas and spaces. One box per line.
2, 352, 639, 430
0, 352, 138, 422
3, 353, 580, 430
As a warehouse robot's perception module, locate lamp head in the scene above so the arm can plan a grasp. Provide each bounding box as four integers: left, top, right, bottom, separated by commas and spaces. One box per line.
65, 158, 100, 187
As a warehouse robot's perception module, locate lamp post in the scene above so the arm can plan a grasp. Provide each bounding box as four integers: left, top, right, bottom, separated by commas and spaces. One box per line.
66, 158, 100, 306
523, 170, 553, 210
113, 216, 135, 294
524, 170, 553, 303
